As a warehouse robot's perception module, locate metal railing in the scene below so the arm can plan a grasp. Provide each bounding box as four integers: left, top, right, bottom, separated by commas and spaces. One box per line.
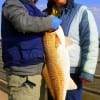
83, 86, 100, 95
83, 73, 100, 95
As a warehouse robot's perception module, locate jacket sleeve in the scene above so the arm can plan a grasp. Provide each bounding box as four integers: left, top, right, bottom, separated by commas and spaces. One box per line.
79, 7, 99, 81
2, 0, 52, 33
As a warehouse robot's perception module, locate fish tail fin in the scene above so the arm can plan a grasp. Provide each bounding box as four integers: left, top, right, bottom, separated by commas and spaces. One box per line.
66, 77, 77, 90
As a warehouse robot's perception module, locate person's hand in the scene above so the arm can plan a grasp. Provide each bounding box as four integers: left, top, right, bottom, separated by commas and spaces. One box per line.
50, 16, 62, 30
80, 78, 90, 83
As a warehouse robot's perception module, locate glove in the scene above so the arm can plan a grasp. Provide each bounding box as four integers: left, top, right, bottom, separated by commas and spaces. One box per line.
51, 16, 62, 30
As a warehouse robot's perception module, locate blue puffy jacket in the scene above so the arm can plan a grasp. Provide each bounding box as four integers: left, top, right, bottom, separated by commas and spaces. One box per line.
1, 1, 44, 68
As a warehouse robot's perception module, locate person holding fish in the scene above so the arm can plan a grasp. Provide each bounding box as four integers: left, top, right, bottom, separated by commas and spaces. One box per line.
43, 0, 99, 100
1, 0, 62, 100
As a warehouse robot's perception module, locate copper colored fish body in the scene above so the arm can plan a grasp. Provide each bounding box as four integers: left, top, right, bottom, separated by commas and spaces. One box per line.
43, 26, 77, 100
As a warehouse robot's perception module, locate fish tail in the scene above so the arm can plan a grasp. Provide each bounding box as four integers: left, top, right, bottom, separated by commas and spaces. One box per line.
66, 76, 77, 90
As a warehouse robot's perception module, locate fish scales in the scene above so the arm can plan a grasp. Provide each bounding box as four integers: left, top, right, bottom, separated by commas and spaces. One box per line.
42, 26, 77, 100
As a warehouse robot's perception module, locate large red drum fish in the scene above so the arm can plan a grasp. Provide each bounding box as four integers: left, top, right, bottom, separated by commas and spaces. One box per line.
42, 26, 77, 100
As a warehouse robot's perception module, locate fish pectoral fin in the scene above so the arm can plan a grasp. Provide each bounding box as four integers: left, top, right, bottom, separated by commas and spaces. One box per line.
55, 34, 61, 47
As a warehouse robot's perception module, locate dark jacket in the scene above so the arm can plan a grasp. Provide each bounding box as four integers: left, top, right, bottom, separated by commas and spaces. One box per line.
1, 0, 52, 75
